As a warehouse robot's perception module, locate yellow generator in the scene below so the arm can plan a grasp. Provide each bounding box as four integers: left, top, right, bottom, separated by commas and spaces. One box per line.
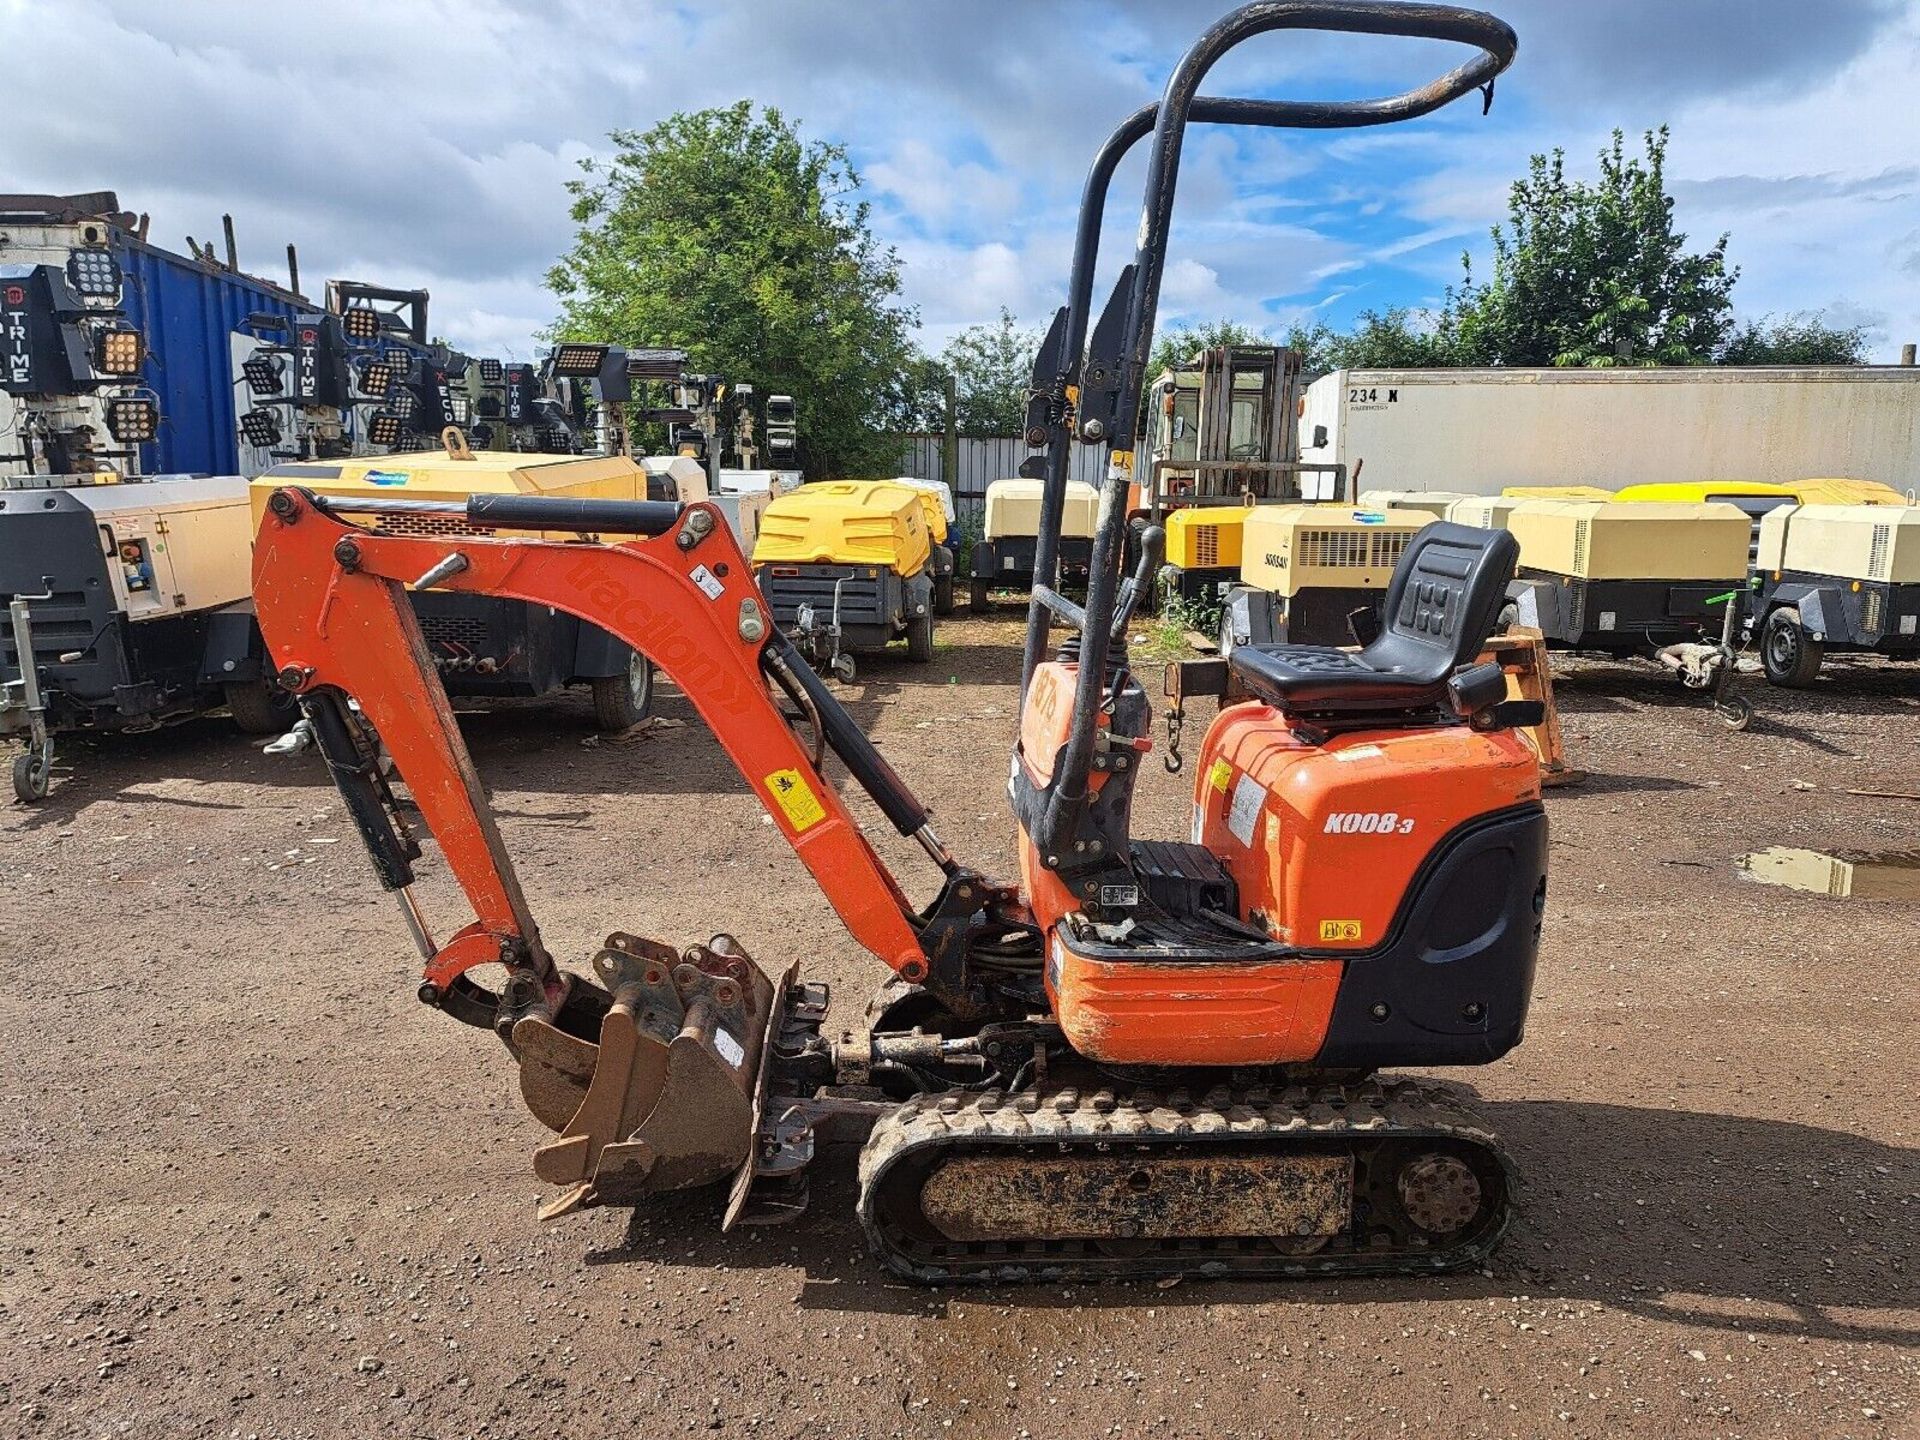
1501, 499, 1752, 652
1500, 485, 1614, 500
1217, 504, 1432, 653
1781, 477, 1911, 506
1749, 504, 1920, 686
752, 480, 937, 680
1611, 481, 1798, 553
1357, 489, 1476, 520
1449, 495, 1523, 530
971, 477, 1097, 610
3, 473, 290, 801
249, 450, 679, 728
883, 477, 959, 614
1159, 502, 1253, 608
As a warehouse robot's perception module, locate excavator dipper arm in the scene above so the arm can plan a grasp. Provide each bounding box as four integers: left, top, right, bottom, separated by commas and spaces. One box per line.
251, 487, 932, 1011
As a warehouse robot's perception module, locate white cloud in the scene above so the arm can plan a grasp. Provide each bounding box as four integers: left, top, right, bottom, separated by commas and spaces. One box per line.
1, 0, 1911, 364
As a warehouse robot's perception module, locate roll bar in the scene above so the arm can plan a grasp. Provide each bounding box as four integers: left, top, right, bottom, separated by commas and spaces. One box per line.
1023, 2, 1515, 855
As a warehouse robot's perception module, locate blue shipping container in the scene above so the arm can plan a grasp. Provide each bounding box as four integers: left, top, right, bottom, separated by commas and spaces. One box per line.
112, 232, 305, 476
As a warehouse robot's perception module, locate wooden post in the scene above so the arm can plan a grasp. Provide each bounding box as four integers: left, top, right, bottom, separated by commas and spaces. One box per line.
940, 370, 958, 492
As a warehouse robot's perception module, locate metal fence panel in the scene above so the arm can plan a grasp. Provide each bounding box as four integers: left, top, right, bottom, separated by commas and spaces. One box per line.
893, 434, 1105, 530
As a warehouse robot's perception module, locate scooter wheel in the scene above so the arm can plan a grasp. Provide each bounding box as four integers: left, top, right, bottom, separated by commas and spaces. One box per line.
13, 748, 50, 803
1714, 694, 1754, 731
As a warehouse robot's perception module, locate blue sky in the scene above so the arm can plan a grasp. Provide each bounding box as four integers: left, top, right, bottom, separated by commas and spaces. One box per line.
5, 0, 1916, 360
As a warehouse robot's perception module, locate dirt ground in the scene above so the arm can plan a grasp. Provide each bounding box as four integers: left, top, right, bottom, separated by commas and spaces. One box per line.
2, 613, 1915, 1440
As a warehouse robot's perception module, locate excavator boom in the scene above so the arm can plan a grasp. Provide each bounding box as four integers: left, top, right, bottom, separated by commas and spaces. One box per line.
253, 488, 931, 997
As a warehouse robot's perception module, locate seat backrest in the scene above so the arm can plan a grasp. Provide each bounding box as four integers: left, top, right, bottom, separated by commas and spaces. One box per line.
1363, 521, 1520, 680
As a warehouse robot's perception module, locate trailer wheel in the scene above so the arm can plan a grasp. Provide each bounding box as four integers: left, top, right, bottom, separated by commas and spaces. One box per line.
906, 607, 935, 663
1760, 608, 1823, 688
933, 571, 956, 617
590, 650, 656, 730
1216, 606, 1238, 660
12, 749, 49, 803
1714, 693, 1754, 730
225, 679, 297, 735
969, 577, 992, 614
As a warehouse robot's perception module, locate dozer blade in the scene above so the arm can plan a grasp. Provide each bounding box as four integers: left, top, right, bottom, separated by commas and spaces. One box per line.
517, 933, 778, 1220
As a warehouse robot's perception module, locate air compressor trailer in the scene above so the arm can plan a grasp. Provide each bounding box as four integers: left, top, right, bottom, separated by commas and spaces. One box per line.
2, 473, 287, 800
1749, 504, 1920, 685
1500, 499, 1753, 652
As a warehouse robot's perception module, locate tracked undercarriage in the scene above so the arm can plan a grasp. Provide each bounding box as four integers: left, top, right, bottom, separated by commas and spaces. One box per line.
514, 948, 1516, 1285
853, 1076, 1511, 1284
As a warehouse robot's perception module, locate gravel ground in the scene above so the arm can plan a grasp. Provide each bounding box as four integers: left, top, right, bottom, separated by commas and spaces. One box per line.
2, 614, 1915, 1439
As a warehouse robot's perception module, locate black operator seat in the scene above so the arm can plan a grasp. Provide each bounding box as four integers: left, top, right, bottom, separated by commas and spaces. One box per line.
1228, 521, 1520, 715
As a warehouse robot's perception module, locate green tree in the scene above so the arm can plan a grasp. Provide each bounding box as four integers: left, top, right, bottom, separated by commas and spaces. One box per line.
1145, 319, 1270, 382
1324, 308, 1457, 369
547, 101, 918, 476
1718, 311, 1869, 365
937, 308, 1041, 436
1277, 320, 1341, 375
1444, 128, 1738, 367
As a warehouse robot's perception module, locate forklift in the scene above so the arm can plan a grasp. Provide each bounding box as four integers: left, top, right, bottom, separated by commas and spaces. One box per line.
1149, 345, 1347, 609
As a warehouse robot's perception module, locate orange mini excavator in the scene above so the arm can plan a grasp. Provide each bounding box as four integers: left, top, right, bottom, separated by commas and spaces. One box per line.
252, 3, 1539, 1283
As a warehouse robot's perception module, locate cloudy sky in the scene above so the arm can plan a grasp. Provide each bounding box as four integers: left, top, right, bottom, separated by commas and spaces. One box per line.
7, 0, 1916, 361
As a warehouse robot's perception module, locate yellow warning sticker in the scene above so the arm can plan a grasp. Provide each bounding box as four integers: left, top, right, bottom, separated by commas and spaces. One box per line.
1318, 919, 1364, 943
1207, 759, 1234, 793
764, 768, 827, 832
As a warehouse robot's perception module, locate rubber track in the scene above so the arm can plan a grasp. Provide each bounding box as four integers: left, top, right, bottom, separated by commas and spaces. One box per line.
856, 1076, 1513, 1284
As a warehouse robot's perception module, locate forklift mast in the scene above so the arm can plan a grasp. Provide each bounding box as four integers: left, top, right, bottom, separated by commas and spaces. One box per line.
1015, 2, 1516, 863
1147, 344, 1315, 517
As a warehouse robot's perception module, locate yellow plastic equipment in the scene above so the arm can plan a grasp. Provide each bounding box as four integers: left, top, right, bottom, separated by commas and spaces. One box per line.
1611, 481, 1796, 505
1164, 504, 1254, 572
873, 480, 950, 545
752, 481, 932, 574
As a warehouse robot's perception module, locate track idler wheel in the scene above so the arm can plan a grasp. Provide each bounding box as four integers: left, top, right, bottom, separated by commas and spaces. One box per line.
510, 933, 778, 1219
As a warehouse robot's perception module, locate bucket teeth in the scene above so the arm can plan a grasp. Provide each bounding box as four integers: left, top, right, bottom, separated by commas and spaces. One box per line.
521, 934, 777, 1215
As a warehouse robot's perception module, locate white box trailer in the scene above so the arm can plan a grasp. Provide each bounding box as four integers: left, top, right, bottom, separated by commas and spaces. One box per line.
1298, 367, 1920, 498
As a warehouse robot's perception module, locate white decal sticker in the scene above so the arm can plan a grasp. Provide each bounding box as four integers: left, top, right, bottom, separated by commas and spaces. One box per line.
1227, 774, 1267, 848
690, 564, 725, 601
712, 1026, 745, 1069
1332, 744, 1385, 763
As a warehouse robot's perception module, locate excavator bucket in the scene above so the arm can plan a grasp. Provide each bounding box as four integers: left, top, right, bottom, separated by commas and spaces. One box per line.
509, 933, 782, 1220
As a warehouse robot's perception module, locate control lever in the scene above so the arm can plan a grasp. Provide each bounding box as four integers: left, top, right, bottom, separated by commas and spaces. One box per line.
1110, 524, 1165, 643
